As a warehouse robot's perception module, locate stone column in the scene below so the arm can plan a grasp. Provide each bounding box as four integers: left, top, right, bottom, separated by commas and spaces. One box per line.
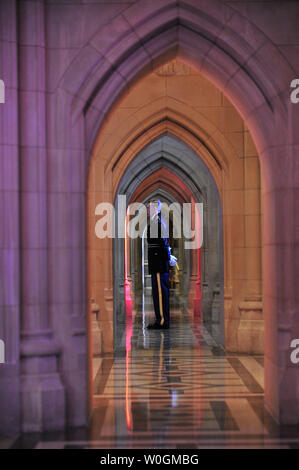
0, 0, 21, 434
237, 129, 263, 354
223, 189, 235, 351
188, 199, 201, 316
263, 101, 299, 424
18, 0, 65, 432
188, 248, 198, 310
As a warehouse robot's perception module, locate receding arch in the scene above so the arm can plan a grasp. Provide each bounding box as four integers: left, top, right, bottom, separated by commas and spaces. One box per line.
55, 0, 293, 167
77, 4, 297, 425
132, 186, 192, 320
90, 106, 233, 196
111, 134, 223, 348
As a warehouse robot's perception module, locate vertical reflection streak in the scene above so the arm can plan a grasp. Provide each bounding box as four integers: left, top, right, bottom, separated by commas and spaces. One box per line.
125, 313, 133, 431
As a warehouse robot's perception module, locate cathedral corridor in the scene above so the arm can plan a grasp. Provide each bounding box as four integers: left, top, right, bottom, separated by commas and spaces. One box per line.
1, 0, 299, 447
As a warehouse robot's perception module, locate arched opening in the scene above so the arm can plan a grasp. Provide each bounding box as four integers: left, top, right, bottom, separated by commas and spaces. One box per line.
88, 55, 266, 440
111, 133, 224, 349
42, 0, 297, 431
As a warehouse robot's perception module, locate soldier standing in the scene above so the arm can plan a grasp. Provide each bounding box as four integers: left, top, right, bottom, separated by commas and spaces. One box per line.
146, 199, 171, 330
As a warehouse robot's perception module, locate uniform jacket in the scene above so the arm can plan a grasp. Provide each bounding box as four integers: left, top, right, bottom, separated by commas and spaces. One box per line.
147, 214, 170, 274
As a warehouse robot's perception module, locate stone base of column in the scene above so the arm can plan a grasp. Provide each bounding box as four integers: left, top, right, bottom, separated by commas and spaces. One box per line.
91, 303, 102, 357
188, 275, 197, 309
280, 364, 299, 424
193, 280, 202, 318
20, 337, 65, 432
188, 276, 202, 318
211, 285, 221, 323
0, 372, 20, 435
193, 298, 201, 318
237, 297, 264, 354
224, 292, 238, 351
125, 279, 133, 317
104, 289, 114, 316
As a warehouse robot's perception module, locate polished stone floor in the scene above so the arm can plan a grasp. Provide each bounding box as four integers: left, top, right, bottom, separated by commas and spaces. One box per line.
3, 303, 299, 449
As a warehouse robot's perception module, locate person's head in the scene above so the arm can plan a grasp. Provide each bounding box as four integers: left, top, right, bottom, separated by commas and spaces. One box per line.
147, 198, 161, 217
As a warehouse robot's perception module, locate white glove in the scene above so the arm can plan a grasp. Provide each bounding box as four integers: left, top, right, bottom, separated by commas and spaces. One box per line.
169, 254, 177, 267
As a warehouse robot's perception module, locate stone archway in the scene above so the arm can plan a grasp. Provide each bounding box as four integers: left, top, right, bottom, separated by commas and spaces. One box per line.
3, 0, 296, 434
108, 134, 224, 350
127, 188, 190, 322
129, 171, 197, 318
78, 5, 296, 417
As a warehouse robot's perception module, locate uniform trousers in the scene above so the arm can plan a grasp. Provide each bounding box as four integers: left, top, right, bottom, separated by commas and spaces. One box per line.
151, 272, 170, 327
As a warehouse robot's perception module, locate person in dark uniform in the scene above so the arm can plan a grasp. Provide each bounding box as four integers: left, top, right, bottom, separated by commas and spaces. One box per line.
146, 199, 171, 330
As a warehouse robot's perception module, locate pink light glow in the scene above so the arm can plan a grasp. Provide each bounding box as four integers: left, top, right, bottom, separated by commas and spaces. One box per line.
124, 215, 133, 318
125, 296, 133, 431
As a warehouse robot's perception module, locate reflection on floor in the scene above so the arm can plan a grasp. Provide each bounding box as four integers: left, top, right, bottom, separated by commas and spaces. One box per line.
5, 307, 299, 449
